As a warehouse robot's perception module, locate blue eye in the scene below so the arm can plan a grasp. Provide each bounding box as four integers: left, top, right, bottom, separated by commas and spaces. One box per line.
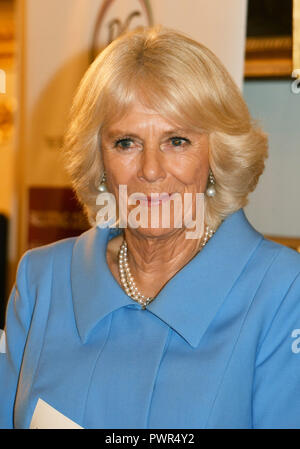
114, 138, 133, 149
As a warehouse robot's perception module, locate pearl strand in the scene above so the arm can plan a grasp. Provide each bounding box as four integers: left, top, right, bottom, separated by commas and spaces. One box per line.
118, 225, 215, 309
118, 241, 153, 309
200, 225, 215, 247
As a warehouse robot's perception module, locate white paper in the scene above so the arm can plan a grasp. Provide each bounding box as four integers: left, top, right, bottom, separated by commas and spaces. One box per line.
0, 329, 6, 353
30, 398, 83, 429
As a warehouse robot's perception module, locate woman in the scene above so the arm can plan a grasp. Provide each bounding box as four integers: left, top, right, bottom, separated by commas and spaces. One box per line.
1, 25, 300, 429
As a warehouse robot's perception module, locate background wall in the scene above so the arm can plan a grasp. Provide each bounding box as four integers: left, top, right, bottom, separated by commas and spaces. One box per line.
151, 0, 247, 89
243, 79, 300, 237
0, 0, 15, 219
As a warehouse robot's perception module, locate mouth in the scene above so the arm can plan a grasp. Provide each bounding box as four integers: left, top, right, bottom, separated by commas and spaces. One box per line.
136, 193, 175, 206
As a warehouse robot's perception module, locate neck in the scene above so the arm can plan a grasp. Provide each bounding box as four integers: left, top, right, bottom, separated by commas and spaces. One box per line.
122, 226, 210, 298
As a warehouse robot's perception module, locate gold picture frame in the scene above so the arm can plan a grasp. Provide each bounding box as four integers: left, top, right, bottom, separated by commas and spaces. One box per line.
245, 0, 299, 78
0, 0, 15, 59
0, 0, 15, 144
294, 0, 300, 73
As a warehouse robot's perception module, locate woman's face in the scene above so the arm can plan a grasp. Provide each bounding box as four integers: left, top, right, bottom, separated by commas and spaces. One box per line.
100, 100, 210, 238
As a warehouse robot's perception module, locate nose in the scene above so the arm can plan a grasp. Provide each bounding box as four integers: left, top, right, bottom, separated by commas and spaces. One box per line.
137, 144, 166, 183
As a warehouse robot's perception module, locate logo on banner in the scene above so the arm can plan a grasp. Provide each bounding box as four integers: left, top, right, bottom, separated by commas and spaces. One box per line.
90, 0, 153, 62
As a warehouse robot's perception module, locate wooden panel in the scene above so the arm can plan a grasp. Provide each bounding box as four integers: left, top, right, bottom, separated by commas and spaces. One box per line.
27, 187, 90, 249
294, 0, 300, 72
265, 235, 300, 253
0, 0, 14, 58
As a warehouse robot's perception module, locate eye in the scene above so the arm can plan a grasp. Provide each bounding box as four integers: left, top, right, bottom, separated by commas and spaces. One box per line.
169, 137, 191, 147
113, 138, 134, 150
112, 137, 143, 152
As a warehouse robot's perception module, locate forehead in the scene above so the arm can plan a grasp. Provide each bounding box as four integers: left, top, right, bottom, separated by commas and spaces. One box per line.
103, 100, 191, 136
109, 101, 174, 126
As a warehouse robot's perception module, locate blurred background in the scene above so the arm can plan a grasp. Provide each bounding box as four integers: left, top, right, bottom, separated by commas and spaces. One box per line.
0, 0, 299, 328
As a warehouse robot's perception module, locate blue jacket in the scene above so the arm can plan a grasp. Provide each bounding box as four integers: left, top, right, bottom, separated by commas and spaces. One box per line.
1, 208, 300, 429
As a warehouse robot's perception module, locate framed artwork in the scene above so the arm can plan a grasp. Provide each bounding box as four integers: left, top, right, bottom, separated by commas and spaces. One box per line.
245, 0, 299, 78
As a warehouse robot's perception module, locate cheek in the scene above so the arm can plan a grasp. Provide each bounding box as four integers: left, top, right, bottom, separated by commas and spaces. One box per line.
169, 155, 209, 190
102, 152, 137, 191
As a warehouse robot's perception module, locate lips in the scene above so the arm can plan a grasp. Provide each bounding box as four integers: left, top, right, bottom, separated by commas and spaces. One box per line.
135, 193, 174, 205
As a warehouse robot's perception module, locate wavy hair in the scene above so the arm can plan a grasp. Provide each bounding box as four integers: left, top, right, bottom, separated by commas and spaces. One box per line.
61, 25, 268, 230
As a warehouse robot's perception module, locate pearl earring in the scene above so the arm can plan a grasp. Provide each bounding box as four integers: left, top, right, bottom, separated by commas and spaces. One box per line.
96, 170, 120, 229
98, 170, 107, 193
206, 169, 216, 197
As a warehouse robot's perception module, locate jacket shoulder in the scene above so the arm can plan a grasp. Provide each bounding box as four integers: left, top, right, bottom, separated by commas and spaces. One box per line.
248, 237, 300, 312
262, 237, 300, 275
21, 235, 78, 285
25, 235, 77, 258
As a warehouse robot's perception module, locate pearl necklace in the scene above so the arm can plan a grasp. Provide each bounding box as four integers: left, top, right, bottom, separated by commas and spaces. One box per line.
118, 225, 215, 309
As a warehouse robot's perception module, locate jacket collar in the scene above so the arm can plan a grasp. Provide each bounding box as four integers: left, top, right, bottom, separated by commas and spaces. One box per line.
71, 208, 263, 348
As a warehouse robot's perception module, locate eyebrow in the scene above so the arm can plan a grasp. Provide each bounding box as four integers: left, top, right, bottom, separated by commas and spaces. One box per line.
105, 128, 193, 139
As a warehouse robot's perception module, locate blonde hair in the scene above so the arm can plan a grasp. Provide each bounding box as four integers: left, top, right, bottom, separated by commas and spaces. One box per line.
62, 25, 268, 230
